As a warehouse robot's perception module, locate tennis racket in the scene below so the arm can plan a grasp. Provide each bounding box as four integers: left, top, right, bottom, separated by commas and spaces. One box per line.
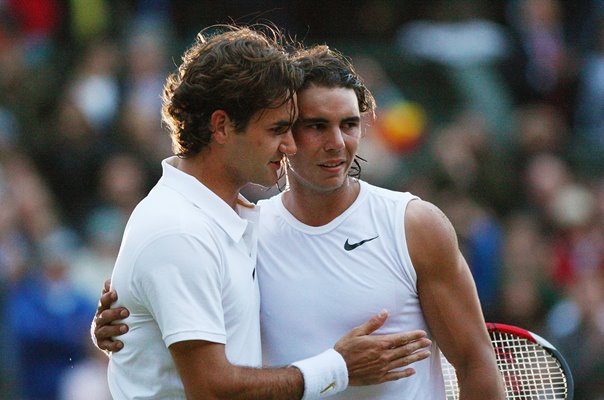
440, 322, 573, 399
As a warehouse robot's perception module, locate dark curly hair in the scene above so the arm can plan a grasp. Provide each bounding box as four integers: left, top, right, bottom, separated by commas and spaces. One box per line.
293, 45, 375, 118
162, 25, 304, 158
292, 45, 376, 178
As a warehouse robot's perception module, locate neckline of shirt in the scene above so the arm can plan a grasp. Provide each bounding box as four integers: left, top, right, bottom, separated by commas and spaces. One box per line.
274, 180, 368, 235
160, 156, 258, 242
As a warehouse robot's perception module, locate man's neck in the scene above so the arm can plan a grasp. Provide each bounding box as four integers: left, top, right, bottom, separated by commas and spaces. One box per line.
176, 153, 242, 210
283, 178, 360, 227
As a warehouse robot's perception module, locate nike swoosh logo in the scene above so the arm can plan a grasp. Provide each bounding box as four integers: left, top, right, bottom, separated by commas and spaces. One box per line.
320, 381, 336, 394
344, 235, 379, 251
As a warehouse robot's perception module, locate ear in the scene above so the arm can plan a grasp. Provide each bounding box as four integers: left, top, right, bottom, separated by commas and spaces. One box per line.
210, 110, 232, 145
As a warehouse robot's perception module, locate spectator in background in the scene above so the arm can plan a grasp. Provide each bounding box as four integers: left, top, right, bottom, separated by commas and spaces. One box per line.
69, 153, 147, 303
0, 186, 30, 285
499, 212, 557, 332
123, 25, 170, 124
0, 153, 92, 399
574, 16, 604, 172
36, 97, 110, 230
523, 153, 573, 223
504, 103, 569, 210
546, 269, 604, 399
429, 111, 514, 214
548, 183, 604, 287
68, 39, 121, 135
116, 24, 173, 181
1, 154, 66, 245
504, 0, 577, 112
0, 120, 28, 287
0, 16, 35, 130
597, 177, 604, 224
396, 0, 514, 144
514, 103, 568, 160
3, 0, 61, 65
89, 153, 148, 225
5, 230, 94, 400
0, 181, 30, 397
117, 101, 171, 183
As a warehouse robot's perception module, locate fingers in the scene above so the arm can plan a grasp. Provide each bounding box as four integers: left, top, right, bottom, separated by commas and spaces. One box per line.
102, 278, 111, 295
97, 290, 117, 316
382, 330, 428, 348
387, 344, 430, 370
94, 307, 129, 353
348, 310, 389, 337
346, 334, 432, 386
96, 322, 128, 342
389, 336, 431, 356
348, 341, 430, 375
386, 353, 431, 374
97, 308, 129, 327
380, 368, 417, 383
98, 338, 125, 353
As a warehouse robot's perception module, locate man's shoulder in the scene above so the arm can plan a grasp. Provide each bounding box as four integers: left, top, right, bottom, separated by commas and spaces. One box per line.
126, 187, 217, 246
405, 199, 459, 268
361, 180, 418, 205
404, 199, 447, 228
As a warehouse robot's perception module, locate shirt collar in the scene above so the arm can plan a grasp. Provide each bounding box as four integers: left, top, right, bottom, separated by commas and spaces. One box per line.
159, 157, 257, 242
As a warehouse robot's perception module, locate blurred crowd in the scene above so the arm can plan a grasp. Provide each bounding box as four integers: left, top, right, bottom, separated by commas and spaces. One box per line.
1, 0, 604, 399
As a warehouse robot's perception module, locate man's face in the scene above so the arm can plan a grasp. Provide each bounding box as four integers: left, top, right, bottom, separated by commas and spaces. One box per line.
228, 96, 298, 188
288, 85, 361, 193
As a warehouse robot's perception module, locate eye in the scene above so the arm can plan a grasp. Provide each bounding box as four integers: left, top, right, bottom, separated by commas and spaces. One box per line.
342, 121, 360, 131
272, 126, 290, 135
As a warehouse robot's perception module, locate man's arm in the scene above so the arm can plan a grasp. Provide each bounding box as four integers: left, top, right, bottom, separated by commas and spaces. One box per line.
92, 285, 432, 397
170, 313, 430, 400
405, 199, 505, 400
170, 339, 304, 400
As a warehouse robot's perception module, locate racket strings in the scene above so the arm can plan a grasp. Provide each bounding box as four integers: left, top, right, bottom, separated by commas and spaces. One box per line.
441, 331, 569, 399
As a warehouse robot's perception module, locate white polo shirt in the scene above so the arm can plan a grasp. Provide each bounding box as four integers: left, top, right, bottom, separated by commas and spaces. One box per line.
108, 156, 261, 399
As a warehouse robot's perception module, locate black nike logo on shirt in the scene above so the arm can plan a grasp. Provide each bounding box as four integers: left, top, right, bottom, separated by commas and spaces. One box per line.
344, 235, 379, 251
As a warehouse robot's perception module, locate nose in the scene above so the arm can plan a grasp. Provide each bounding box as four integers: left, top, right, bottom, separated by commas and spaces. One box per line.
325, 127, 345, 151
279, 129, 297, 156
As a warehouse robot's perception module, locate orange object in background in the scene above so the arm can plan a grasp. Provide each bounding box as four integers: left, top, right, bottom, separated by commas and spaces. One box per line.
375, 101, 427, 153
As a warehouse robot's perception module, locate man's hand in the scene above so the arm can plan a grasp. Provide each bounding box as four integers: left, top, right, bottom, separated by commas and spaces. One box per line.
91, 279, 130, 353
334, 311, 431, 385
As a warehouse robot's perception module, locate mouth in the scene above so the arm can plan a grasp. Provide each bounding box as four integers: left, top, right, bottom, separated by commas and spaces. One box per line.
318, 160, 347, 172
319, 160, 346, 168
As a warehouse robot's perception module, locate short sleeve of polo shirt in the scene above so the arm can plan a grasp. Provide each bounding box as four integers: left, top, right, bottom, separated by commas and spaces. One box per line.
131, 232, 226, 347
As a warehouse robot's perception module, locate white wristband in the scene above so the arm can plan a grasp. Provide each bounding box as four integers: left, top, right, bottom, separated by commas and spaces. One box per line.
290, 348, 349, 399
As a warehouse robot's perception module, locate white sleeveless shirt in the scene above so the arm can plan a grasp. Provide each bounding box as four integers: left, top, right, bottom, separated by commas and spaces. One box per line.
257, 180, 446, 399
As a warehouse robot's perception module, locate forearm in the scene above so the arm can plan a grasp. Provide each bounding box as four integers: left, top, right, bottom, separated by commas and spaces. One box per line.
194, 365, 304, 400
457, 362, 504, 400
173, 342, 348, 400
